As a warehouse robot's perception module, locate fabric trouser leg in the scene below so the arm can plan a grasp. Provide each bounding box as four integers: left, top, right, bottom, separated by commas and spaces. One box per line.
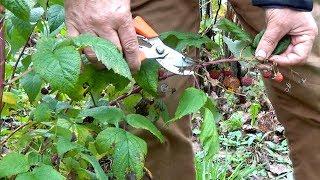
229, 1, 320, 179
130, 1, 200, 179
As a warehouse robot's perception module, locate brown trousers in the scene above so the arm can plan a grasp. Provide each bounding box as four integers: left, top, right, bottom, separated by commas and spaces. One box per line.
131, 0, 320, 179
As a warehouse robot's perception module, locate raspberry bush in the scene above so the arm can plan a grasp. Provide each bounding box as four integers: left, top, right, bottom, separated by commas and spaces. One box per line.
0, 0, 290, 179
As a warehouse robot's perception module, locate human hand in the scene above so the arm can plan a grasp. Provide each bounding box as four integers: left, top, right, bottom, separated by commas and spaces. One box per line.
65, 0, 140, 72
255, 8, 318, 66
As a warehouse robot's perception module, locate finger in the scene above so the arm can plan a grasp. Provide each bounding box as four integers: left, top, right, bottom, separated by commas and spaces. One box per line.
95, 27, 122, 51
78, 29, 99, 62
66, 23, 99, 64
66, 22, 80, 37
269, 35, 314, 66
118, 18, 141, 73
255, 25, 288, 61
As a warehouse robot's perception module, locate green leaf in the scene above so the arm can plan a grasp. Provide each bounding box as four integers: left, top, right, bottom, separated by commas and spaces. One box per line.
249, 103, 261, 126
154, 99, 171, 123
80, 154, 108, 180
6, 7, 44, 53
126, 114, 164, 142
16, 165, 64, 180
22, 55, 32, 70
68, 64, 130, 100
174, 87, 207, 120
223, 37, 254, 60
200, 108, 219, 161
218, 18, 253, 43
48, 5, 65, 32
161, 31, 219, 52
29, 7, 44, 23
79, 106, 125, 125
223, 111, 244, 132
50, 0, 64, 6
32, 37, 81, 94
133, 59, 159, 96
0, 0, 30, 21
57, 137, 82, 156
123, 94, 142, 113
95, 127, 147, 180
203, 97, 222, 121
27, 151, 44, 166
87, 65, 130, 91
21, 71, 42, 102
34, 102, 52, 122
74, 34, 132, 80
10, 15, 31, 36
0, 152, 30, 178
252, 30, 264, 49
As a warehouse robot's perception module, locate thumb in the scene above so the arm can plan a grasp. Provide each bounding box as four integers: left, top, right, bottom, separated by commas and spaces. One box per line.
255, 25, 287, 61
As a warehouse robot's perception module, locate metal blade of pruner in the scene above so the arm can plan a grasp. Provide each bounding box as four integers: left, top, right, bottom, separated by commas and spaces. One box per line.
134, 16, 194, 75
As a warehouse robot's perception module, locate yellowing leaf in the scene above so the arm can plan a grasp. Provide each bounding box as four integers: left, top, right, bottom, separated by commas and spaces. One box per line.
2, 92, 17, 105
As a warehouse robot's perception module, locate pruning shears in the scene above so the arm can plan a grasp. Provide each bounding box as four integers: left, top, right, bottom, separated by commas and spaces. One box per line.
133, 16, 194, 75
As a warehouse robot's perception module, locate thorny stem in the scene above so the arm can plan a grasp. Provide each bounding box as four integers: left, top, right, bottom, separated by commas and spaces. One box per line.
109, 86, 142, 106
109, 58, 246, 107
200, 58, 239, 67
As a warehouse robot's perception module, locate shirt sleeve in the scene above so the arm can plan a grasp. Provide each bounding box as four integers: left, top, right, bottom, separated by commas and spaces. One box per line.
252, 0, 313, 11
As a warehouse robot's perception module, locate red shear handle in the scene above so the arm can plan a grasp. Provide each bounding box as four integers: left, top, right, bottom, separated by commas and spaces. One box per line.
134, 16, 159, 39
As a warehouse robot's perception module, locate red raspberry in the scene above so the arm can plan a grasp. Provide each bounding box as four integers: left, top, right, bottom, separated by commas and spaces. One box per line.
262, 70, 272, 79
273, 72, 284, 83
223, 69, 233, 77
241, 76, 253, 87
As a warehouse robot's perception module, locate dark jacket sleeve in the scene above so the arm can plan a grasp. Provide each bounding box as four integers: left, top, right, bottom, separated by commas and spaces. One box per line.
252, 0, 313, 11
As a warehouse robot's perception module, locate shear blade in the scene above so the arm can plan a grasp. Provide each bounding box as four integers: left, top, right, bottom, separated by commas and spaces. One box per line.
156, 56, 194, 76
139, 37, 194, 75
151, 38, 194, 75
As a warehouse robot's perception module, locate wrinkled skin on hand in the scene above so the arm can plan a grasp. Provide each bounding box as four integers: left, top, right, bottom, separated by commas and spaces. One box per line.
65, 0, 140, 72
255, 8, 318, 66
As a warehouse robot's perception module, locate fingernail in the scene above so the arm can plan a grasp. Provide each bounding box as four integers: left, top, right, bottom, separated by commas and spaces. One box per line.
255, 50, 267, 61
